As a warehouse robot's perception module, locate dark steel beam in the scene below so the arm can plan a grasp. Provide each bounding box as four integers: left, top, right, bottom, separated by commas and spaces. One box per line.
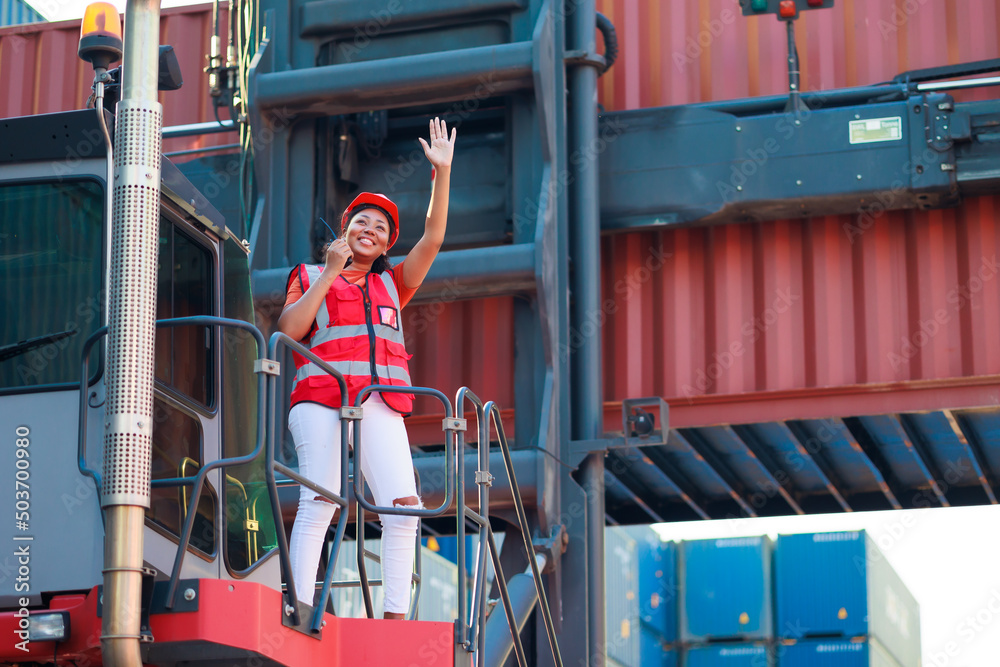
896, 415, 951, 507
300, 0, 526, 38
567, 0, 603, 659
675, 430, 757, 518
253, 42, 534, 117
726, 425, 805, 515
943, 410, 998, 504
780, 421, 853, 512
838, 418, 903, 510
643, 445, 712, 521
607, 446, 701, 520
603, 470, 665, 524
251, 243, 537, 319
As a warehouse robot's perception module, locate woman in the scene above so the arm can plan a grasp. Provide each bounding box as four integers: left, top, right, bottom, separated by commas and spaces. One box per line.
278, 117, 456, 619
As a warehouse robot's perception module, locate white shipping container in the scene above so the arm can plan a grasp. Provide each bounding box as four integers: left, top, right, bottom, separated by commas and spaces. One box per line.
323, 538, 460, 621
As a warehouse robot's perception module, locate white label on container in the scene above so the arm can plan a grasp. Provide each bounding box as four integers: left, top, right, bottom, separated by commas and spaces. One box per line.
813, 531, 861, 542
850, 116, 903, 144
816, 643, 863, 653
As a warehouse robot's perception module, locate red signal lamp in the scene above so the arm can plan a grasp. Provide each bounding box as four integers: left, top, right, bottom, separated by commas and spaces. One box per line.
778, 0, 797, 18
807, 0, 825, 5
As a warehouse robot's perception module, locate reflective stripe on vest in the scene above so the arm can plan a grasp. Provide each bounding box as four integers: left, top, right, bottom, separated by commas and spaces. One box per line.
294, 360, 412, 386
289, 264, 413, 413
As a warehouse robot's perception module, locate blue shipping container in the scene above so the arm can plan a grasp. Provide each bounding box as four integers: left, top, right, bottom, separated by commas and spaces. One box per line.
632, 529, 678, 642
778, 638, 902, 667
0, 0, 44, 26
774, 532, 920, 667
681, 536, 774, 642
685, 643, 775, 667
641, 623, 677, 666
609, 652, 678, 667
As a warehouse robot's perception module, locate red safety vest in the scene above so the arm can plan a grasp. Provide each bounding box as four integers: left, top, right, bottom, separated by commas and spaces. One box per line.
288, 264, 413, 414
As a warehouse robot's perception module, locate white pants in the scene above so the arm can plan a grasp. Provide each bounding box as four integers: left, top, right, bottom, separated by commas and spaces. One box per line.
287, 393, 420, 614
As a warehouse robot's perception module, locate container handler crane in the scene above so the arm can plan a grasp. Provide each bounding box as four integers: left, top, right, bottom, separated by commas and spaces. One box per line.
0, 3, 561, 666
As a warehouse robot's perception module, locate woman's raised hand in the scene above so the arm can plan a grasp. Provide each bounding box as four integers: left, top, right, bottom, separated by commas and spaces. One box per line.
324, 237, 353, 276
418, 117, 457, 170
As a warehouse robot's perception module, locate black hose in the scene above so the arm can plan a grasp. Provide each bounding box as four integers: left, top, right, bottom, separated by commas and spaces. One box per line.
595, 12, 618, 76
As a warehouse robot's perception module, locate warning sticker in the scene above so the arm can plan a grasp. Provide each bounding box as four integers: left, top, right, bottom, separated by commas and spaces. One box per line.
849, 116, 903, 144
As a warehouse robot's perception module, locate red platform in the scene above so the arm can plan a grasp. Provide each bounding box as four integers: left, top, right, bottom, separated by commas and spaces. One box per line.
0, 579, 458, 667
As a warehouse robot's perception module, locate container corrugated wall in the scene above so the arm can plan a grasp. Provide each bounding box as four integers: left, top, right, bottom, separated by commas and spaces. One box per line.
778, 637, 903, 667
601, 206, 1000, 413
774, 531, 920, 667
606, 527, 641, 666
680, 536, 774, 642
775, 531, 870, 638
592, 0, 1000, 428
631, 529, 678, 644
685, 643, 775, 667
0, 0, 43, 27
594, 0, 1000, 111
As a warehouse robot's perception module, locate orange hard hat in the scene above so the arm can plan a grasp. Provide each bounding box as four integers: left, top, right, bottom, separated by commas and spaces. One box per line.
341, 192, 399, 249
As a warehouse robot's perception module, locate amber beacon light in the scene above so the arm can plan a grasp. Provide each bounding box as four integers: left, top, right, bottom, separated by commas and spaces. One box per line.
78, 2, 123, 70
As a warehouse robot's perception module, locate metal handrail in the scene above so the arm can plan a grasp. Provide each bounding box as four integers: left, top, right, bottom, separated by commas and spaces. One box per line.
486, 525, 528, 667
76, 316, 270, 609
266, 332, 352, 630
485, 400, 563, 667
455, 387, 489, 660
351, 384, 457, 619
77, 326, 109, 523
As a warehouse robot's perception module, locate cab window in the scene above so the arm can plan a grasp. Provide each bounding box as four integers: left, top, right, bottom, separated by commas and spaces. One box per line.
155, 217, 213, 406
0, 179, 103, 392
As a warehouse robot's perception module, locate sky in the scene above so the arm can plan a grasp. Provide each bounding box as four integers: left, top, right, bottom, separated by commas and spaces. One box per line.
27, 0, 201, 22
653, 505, 1000, 667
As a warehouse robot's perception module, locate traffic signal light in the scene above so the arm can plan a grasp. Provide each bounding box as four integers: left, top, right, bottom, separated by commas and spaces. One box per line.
740, 0, 834, 20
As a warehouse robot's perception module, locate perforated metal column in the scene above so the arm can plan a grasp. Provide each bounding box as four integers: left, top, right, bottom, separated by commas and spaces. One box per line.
101, 100, 162, 509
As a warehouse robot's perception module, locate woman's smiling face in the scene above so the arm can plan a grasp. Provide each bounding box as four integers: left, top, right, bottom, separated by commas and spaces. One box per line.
344, 208, 392, 259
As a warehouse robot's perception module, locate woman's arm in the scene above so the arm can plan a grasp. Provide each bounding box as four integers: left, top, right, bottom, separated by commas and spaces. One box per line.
277, 238, 353, 341
402, 117, 457, 289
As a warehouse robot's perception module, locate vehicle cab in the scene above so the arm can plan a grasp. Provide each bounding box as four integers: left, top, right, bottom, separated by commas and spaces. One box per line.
0, 106, 278, 633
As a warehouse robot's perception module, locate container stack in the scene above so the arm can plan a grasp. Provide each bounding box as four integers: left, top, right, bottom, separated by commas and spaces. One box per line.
680, 536, 776, 666
774, 531, 920, 667
601, 529, 920, 667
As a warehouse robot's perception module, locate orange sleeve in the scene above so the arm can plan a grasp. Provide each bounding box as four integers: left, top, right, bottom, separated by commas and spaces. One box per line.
284, 266, 305, 307
391, 260, 418, 308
